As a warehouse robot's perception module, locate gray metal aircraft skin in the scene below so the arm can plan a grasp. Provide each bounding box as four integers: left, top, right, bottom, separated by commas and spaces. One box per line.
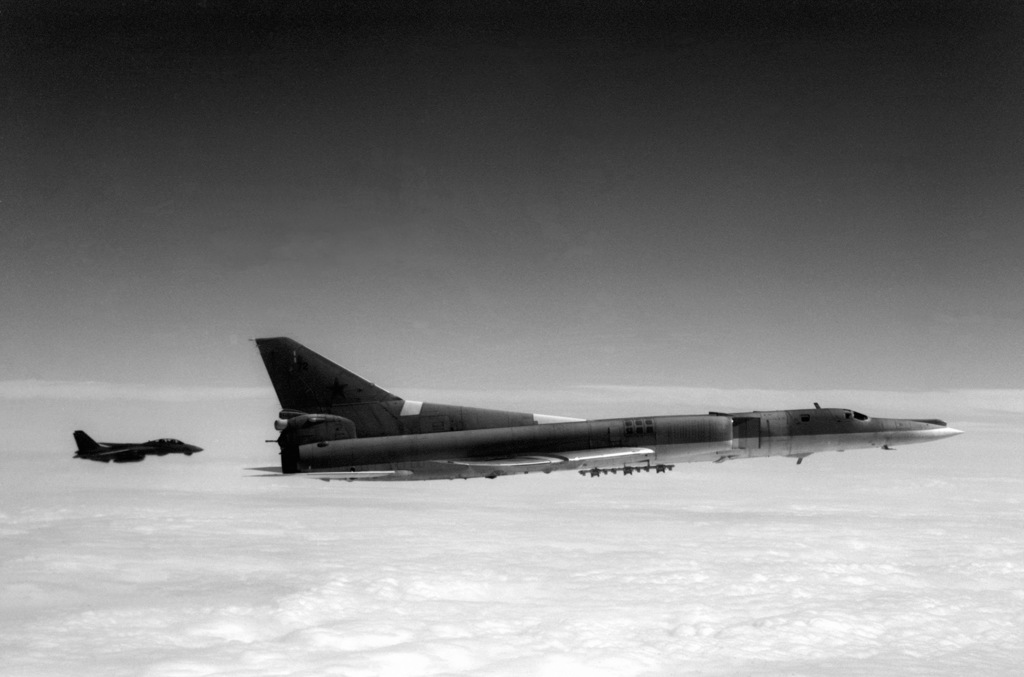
73, 430, 203, 463
253, 337, 962, 482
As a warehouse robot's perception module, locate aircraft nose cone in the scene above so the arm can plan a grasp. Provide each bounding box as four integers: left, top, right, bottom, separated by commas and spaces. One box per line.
889, 421, 963, 446
921, 425, 963, 440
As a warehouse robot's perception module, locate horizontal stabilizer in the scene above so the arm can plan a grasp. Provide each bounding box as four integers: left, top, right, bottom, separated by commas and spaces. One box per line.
247, 466, 287, 474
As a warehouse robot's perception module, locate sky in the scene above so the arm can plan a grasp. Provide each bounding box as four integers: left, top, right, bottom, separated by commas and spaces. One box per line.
1, 2, 1022, 674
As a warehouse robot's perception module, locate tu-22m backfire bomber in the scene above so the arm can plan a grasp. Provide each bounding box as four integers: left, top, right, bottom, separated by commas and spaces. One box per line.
252, 338, 962, 482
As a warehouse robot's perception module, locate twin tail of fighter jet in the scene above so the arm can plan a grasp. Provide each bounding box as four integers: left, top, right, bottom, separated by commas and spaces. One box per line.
252, 338, 962, 482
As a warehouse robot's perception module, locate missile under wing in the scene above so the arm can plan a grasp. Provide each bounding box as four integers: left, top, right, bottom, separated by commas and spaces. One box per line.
252, 337, 962, 482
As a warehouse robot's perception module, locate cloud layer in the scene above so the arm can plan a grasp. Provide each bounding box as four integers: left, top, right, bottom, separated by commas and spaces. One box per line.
2, 454, 1020, 676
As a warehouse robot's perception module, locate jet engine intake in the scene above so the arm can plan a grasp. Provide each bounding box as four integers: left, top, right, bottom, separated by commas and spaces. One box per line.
276, 413, 358, 473
279, 414, 356, 440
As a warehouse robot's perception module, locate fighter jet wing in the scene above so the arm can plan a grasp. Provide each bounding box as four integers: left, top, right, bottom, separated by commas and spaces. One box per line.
446, 447, 656, 468
84, 447, 148, 461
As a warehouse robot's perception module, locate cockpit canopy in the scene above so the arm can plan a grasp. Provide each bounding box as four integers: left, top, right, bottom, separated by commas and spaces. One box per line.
148, 438, 184, 445
798, 409, 870, 423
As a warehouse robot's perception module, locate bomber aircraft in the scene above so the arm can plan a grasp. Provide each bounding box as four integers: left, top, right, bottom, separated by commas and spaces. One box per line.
252, 337, 962, 482
73, 431, 203, 463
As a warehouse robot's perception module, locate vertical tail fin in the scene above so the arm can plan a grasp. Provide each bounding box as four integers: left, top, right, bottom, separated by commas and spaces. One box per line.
73, 430, 101, 453
254, 337, 400, 413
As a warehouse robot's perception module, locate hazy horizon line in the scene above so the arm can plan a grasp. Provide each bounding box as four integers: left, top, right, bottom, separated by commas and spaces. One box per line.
3, 379, 1020, 413
0, 380, 273, 402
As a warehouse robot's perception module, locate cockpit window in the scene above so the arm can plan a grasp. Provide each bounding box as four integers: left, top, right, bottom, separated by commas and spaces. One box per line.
852, 411, 869, 421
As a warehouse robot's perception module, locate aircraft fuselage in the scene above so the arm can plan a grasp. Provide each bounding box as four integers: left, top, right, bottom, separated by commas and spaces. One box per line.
275, 405, 960, 481
254, 337, 962, 482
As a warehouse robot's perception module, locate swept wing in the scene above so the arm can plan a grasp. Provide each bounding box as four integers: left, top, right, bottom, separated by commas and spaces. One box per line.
80, 447, 147, 462
446, 447, 655, 467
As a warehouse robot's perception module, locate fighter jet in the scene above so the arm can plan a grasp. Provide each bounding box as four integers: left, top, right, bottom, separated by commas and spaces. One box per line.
252, 337, 962, 482
73, 431, 203, 463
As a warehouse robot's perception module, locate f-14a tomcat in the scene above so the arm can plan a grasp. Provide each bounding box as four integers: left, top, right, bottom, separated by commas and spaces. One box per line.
73, 431, 203, 463
252, 337, 962, 482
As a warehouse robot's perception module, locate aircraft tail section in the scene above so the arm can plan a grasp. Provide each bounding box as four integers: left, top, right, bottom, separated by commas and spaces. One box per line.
254, 337, 401, 413
73, 430, 101, 454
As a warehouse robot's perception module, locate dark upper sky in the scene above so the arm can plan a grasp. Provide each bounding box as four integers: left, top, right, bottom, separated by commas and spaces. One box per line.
3, 1, 1022, 395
